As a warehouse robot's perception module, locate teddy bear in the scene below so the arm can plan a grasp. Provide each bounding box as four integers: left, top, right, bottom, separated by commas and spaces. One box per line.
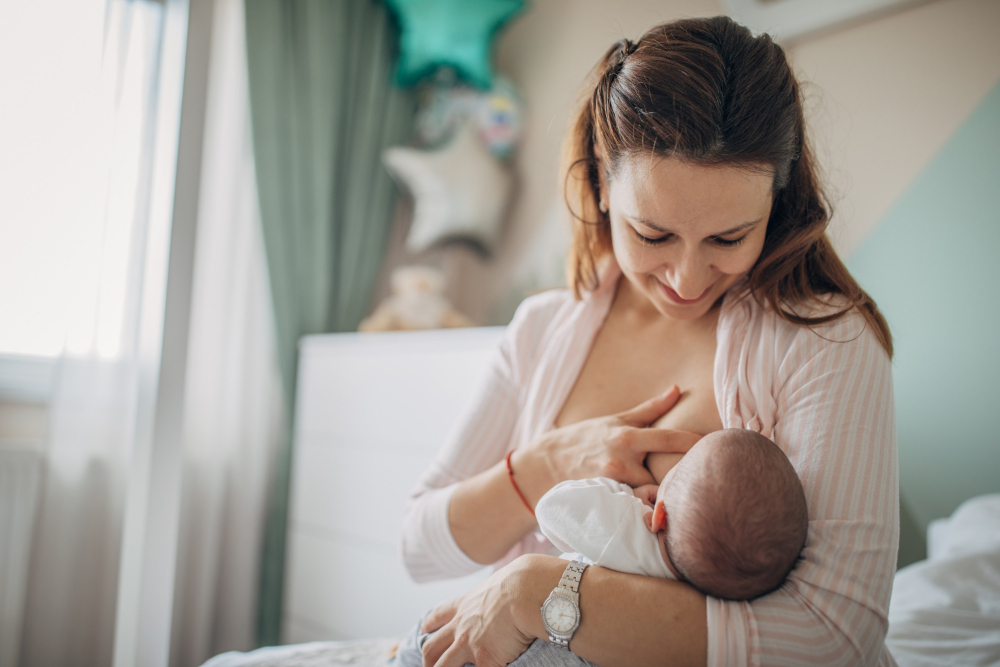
358, 265, 473, 332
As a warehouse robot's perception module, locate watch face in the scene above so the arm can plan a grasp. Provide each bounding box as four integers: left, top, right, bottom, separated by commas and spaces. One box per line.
543, 595, 579, 634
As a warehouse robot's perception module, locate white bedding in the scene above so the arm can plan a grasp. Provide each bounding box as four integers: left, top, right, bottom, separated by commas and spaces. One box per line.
887, 494, 1000, 666
201, 496, 1000, 667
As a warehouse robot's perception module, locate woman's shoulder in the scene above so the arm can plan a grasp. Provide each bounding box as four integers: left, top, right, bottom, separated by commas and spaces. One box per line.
510, 287, 576, 324
728, 291, 887, 368
505, 288, 576, 346
498, 288, 577, 385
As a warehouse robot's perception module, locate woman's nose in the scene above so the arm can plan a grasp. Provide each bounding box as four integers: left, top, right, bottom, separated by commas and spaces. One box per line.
665, 250, 709, 299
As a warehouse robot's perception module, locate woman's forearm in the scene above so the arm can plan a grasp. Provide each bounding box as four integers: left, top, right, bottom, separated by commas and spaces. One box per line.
513, 554, 708, 667
448, 450, 549, 564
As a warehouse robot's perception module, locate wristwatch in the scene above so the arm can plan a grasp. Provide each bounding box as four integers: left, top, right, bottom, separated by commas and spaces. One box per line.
540, 560, 589, 649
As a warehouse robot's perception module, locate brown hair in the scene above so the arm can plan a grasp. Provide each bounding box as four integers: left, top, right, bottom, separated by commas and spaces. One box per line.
561, 16, 892, 356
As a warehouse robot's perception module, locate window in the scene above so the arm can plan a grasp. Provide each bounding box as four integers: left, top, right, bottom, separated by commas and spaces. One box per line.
0, 0, 162, 360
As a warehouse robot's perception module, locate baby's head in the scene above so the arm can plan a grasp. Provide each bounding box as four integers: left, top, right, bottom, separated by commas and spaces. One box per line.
649, 429, 808, 600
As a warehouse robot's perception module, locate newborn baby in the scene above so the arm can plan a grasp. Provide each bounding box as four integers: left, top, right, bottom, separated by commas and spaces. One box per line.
393, 429, 807, 667
537, 428, 808, 600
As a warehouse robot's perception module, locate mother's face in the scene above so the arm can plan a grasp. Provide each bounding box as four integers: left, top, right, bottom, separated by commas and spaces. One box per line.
602, 154, 773, 321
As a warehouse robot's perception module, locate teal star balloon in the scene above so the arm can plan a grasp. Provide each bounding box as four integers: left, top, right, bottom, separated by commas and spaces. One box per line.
385, 0, 526, 89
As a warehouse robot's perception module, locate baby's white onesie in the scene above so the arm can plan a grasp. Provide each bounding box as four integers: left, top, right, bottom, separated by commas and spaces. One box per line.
535, 477, 675, 579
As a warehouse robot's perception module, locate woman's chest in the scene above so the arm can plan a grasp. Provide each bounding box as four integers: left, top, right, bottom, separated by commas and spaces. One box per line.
553, 309, 724, 435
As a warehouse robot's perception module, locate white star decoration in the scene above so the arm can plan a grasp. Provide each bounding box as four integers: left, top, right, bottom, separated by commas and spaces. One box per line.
383, 122, 512, 254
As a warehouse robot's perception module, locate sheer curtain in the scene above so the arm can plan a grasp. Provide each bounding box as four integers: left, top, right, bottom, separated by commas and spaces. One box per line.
21, 2, 165, 665
170, 0, 284, 663
19, 1, 283, 665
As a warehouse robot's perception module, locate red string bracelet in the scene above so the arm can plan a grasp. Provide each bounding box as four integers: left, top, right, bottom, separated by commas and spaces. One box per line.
505, 450, 535, 517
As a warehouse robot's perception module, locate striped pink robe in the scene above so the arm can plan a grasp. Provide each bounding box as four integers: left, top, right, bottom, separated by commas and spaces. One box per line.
401, 262, 899, 666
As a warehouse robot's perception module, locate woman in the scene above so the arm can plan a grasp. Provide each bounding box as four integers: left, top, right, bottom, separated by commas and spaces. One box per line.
402, 16, 898, 667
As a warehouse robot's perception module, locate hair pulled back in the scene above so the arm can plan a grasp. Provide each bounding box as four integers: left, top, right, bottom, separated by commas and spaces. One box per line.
562, 16, 892, 356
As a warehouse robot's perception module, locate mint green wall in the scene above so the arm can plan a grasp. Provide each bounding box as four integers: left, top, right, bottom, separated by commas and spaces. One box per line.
849, 82, 1000, 565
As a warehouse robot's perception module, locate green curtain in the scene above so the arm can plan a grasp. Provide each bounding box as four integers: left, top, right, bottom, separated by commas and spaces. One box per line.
244, 0, 414, 645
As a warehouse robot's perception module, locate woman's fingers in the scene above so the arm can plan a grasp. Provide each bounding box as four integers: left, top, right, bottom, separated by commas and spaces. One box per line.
615, 461, 656, 488
421, 598, 459, 633
434, 642, 475, 667
617, 385, 681, 426
634, 428, 703, 454
421, 621, 455, 667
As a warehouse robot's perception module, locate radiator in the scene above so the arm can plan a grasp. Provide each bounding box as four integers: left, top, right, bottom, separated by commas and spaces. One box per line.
0, 447, 43, 667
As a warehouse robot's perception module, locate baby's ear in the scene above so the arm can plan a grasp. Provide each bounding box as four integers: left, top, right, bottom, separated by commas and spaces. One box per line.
651, 500, 666, 533
643, 509, 654, 532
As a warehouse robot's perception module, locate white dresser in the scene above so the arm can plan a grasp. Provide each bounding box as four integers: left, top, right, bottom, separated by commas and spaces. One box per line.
282, 327, 502, 643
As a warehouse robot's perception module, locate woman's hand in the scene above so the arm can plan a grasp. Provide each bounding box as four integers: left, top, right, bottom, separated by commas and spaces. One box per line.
513, 385, 701, 504
419, 559, 539, 667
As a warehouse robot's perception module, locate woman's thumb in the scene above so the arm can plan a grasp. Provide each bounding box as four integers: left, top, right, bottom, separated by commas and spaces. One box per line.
619, 385, 681, 426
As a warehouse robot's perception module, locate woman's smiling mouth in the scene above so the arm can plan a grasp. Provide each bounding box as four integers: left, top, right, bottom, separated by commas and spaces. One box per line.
656, 279, 714, 305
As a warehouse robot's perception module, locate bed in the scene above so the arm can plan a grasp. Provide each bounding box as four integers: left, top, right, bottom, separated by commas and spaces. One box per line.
202, 328, 1000, 666
886, 493, 1000, 666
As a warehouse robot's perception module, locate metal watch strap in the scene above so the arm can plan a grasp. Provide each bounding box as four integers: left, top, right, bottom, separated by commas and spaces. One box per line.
547, 560, 589, 648
558, 560, 587, 597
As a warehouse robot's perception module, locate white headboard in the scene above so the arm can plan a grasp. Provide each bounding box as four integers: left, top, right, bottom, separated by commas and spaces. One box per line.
283, 327, 502, 642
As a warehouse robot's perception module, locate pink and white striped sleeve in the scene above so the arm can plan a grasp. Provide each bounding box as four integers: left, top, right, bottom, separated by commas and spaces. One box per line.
709, 313, 899, 666
400, 291, 566, 583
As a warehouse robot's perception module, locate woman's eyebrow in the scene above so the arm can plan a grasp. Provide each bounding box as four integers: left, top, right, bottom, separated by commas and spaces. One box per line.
627, 215, 764, 236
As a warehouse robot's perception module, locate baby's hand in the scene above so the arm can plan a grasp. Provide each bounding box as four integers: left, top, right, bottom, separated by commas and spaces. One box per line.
633, 483, 659, 509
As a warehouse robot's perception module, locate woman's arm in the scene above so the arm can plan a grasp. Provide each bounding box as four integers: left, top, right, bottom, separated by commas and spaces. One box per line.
448, 389, 691, 564
446, 456, 538, 565
402, 291, 693, 578
522, 556, 706, 667
705, 311, 899, 666
401, 293, 554, 582
420, 554, 707, 667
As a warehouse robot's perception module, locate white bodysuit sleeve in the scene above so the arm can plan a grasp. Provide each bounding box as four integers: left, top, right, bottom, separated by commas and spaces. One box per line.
535, 477, 674, 579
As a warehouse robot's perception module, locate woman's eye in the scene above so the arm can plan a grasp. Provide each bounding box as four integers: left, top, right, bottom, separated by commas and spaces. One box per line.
633, 229, 669, 246
713, 235, 747, 248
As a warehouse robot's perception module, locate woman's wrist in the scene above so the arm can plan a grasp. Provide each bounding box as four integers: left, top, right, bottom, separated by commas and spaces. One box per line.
510, 444, 559, 508
508, 554, 567, 641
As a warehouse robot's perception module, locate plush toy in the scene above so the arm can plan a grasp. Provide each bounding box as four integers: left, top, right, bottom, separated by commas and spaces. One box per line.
359, 265, 473, 332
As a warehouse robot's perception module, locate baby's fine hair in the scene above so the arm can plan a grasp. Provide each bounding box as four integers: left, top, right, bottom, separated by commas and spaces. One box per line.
668, 429, 809, 600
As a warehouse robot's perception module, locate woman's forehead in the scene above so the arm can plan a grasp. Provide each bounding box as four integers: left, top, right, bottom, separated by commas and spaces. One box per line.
611, 155, 773, 233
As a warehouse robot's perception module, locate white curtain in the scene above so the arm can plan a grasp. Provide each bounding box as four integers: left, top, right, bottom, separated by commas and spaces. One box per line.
21, 3, 165, 664
169, 0, 284, 663
21, 0, 284, 665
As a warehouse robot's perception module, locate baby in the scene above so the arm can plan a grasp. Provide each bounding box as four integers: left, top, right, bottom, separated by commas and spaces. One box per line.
537, 428, 808, 600
393, 429, 807, 667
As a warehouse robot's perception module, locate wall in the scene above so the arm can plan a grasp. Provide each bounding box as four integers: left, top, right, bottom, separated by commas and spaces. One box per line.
787, 0, 1000, 256
782, 0, 1000, 565
849, 81, 1000, 562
